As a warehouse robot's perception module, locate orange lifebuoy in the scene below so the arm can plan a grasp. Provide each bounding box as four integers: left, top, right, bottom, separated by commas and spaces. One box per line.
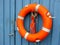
16, 4, 52, 42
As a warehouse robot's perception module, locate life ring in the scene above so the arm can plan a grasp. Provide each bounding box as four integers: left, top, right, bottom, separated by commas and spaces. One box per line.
16, 4, 52, 42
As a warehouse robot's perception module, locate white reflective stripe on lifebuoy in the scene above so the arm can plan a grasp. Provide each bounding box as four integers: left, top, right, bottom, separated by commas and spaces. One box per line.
47, 12, 50, 16
17, 27, 19, 31
47, 12, 52, 18
42, 27, 50, 32
18, 16, 24, 20
24, 32, 29, 39
36, 40, 40, 42
25, 5, 28, 7
49, 15, 52, 18
35, 4, 40, 11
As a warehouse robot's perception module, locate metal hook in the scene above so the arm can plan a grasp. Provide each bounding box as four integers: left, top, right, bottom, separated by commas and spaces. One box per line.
31, 11, 37, 18
8, 33, 14, 36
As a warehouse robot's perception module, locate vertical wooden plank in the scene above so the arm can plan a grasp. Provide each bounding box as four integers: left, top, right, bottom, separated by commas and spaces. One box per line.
50, 0, 55, 45
4, 0, 10, 45
0, 0, 3, 45
9, 0, 11, 45
10, 0, 15, 45
55, 0, 60, 2
42, 0, 50, 10
22, 0, 30, 45
58, 33, 60, 45
40, 0, 43, 4
37, 0, 43, 45
51, 1, 60, 45
31, 0, 39, 3
16, 0, 22, 45
37, 15, 42, 45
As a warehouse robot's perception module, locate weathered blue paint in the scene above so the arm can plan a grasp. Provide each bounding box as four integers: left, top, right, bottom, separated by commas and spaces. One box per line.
0, 0, 60, 45
0, 0, 3, 45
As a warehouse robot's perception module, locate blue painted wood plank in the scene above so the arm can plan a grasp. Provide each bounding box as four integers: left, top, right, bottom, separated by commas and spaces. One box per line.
37, 15, 42, 45
55, 0, 60, 2
10, 0, 15, 45
0, 0, 4, 45
9, 0, 11, 45
51, 2, 60, 45
37, 1, 43, 45
42, 0, 50, 10
40, 0, 43, 4
31, 0, 39, 3
50, 2, 55, 45
4, 0, 10, 45
50, 0, 55, 45
16, 0, 22, 45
